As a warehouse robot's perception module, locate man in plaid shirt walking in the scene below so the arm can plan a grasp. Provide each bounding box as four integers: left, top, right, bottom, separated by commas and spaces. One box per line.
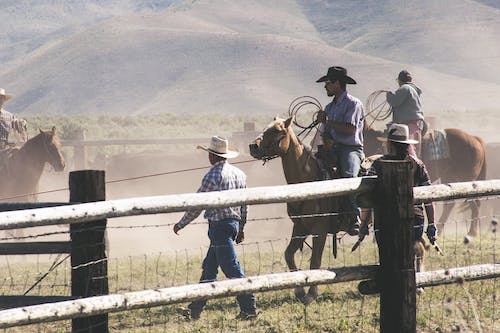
173, 136, 257, 320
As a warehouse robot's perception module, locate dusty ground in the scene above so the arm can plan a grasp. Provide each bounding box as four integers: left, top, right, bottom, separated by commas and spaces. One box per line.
23, 118, 500, 259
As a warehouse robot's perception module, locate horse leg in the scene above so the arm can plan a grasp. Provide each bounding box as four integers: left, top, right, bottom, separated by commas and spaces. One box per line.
284, 224, 307, 301
414, 239, 425, 273
467, 200, 480, 238
303, 231, 327, 305
437, 201, 455, 235
414, 239, 426, 295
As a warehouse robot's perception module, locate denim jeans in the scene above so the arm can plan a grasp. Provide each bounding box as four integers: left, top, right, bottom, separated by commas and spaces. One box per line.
332, 144, 364, 217
188, 219, 256, 315
405, 120, 423, 157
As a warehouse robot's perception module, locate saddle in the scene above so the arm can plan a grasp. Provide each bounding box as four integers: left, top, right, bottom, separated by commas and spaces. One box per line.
314, 145, 338, 180
422, 129, 450, 161
312, 146, 363, 236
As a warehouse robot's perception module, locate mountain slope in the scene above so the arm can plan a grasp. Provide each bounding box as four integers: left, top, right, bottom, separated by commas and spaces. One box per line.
0, 0, 499, 117
0, 0, 176, 66
298, 0, 500, 84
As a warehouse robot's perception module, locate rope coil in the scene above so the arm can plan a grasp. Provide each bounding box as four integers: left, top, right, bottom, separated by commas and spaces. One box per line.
364, 90, 392, 128
287, 96, 323, 139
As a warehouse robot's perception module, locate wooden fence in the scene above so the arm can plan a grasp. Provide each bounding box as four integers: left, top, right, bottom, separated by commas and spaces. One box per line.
60, 123, 260, 169
0, 165, 500, 332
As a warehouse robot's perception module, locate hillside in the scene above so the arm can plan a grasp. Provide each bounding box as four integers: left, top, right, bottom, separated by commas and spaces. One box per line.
0, 0, 499, 121
298, 0, 500, 84
0, 0, 176, 65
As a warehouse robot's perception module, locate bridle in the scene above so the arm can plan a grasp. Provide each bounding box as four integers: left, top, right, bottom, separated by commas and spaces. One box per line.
252, 127, 287, 164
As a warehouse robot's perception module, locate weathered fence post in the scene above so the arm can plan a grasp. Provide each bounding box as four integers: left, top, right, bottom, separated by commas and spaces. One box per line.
69, 170, 108, 333
375, 159, 416, 333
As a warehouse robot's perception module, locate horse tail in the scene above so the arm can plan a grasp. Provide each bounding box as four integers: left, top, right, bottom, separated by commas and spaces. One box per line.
476, 136, 487, 181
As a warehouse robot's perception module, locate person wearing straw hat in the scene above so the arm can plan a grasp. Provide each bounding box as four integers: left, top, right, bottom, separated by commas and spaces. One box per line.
0, 88, 27, 148
315, 66, 365, 236
358, 123, 437, 249
173, 136, 257, 321
386, 70, 424, 157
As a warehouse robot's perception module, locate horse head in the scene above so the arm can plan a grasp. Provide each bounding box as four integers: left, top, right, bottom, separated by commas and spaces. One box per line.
39, 127, 66, 172
249, 116, 294, 161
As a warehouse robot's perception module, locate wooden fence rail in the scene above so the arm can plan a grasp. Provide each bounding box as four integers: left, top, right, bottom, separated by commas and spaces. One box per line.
0, 263, 497, 329
0, 176, 377, 230
1, 177, 500, 231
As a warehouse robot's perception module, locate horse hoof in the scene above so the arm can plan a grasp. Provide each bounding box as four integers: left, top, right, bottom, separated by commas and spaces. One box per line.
416, 287, 425, 295
294, 287, 306, 301
463, 235, 472, 244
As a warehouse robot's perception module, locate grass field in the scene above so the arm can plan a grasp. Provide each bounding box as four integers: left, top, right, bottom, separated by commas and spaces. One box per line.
1, 112, 498, 332
0, 224, 497, 332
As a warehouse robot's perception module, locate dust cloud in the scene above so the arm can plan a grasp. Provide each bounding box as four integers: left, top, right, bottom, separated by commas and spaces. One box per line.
32, 148, 291, 258
23, 112, 500, 259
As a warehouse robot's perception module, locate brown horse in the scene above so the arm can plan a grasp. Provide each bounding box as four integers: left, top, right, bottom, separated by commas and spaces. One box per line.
0, 127, 66, 202
364, 125, 487, 240
249, 116, 351, 304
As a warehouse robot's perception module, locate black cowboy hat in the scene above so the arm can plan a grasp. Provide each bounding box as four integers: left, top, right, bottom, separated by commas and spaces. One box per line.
316, 66, 357, 84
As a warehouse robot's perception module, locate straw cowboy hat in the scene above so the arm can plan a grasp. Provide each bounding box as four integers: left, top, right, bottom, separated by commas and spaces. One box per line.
0, 88, 12, 101
197, 136, 240, 159
316, 66, 357, 84
377, 123, 419, 145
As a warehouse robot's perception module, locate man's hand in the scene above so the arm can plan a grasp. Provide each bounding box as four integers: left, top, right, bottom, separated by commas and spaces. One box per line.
236, 230, 245, 244
173, 223, 182, 235
351, 224, 369, 252
359, 224, 369, 237
426, 224, 437, 244
316, 110, 327, 124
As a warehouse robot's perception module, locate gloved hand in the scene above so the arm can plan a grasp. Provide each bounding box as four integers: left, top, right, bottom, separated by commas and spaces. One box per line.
359, 224, 369, 237
173, 223, 182, 235
426, 224, 437, 244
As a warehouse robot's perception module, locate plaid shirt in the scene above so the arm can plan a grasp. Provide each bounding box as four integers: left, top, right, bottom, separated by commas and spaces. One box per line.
0, 108, 16, 142
177, 160, 248, 228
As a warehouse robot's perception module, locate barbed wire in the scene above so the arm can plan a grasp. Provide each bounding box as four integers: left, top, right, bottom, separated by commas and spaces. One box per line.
0, 158, 260, 201
0, 216, 498, 331
0, 230, 496, 331
1, 194, 499, 242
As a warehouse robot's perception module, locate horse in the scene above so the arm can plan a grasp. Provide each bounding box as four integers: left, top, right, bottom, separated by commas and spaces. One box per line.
249, 116, 352, 304
363, 125, 487, 241
0, 127, 66, 202
0, 127, 65, 240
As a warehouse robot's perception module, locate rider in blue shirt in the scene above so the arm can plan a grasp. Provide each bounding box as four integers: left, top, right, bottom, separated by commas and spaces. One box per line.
316, 66, 365, 235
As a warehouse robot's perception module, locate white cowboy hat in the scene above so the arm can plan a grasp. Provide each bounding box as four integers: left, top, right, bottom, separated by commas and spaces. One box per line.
377, 123, 419, 144
0, 88, 12, 100
197, 136, 239, 159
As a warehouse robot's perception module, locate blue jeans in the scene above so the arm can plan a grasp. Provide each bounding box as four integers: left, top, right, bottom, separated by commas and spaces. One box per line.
331, 144, 364, 217
188, 219, 256, 315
